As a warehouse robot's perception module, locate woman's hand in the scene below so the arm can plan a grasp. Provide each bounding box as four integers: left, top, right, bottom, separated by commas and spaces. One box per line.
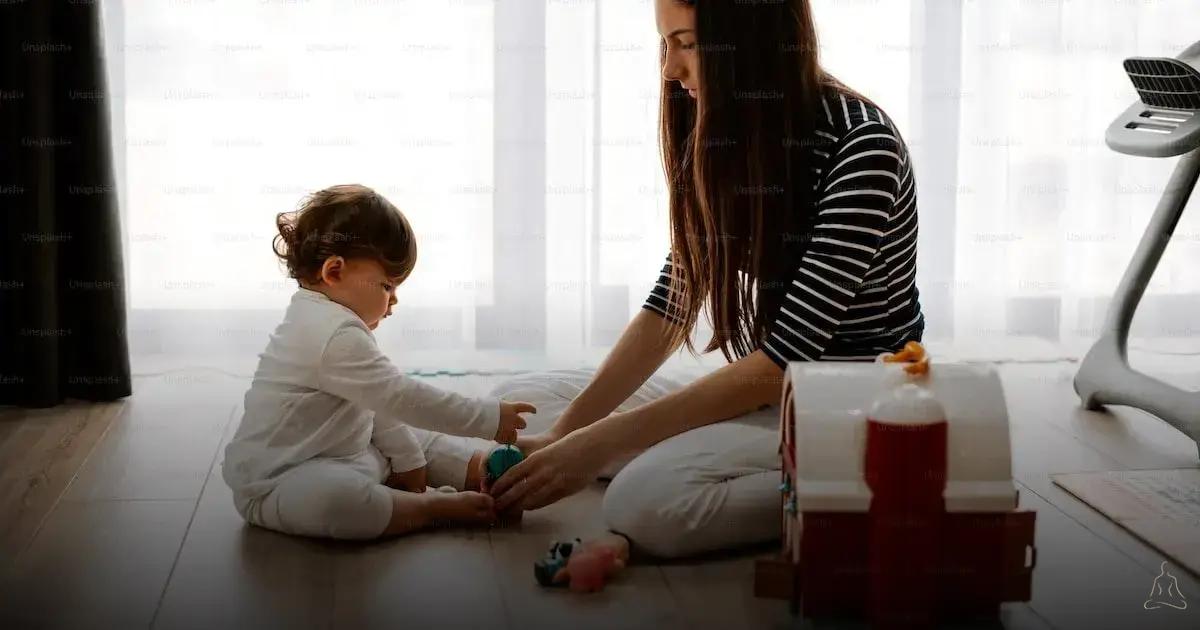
490, 426, 613, 511
514, 429, 560, 457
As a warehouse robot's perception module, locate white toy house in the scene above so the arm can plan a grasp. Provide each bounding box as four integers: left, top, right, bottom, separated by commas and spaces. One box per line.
755, 344, 1037, 625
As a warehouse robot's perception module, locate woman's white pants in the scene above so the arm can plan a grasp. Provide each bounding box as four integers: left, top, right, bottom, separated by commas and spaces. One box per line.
488, 368, 783, 558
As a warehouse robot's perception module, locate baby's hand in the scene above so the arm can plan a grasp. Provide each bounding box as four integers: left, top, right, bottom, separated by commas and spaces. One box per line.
495, 400, 535, 444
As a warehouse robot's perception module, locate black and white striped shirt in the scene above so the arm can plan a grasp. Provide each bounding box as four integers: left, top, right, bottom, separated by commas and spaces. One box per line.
643, 88, 924, 369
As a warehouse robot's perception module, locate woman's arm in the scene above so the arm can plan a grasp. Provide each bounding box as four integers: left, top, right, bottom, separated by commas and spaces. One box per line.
597, 348, 783, 455
492, 347, 786, 510
541, 307, 683, 438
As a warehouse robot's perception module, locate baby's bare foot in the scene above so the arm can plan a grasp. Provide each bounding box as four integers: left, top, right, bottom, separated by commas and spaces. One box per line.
464, 450, 486, 492
424, 490, 495, 527
383, 489, 494, 536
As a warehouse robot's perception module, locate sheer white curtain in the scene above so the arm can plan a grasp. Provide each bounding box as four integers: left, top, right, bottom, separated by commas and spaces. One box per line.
111, 0, 1200, 372
953, 0, 1200, 360
114, 0, 500, 370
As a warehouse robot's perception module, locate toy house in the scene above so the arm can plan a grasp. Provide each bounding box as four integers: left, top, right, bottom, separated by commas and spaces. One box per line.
755, 346, 1037, 625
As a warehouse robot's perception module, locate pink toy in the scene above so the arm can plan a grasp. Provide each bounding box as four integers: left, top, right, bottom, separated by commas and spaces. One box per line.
562, 546, 626, 593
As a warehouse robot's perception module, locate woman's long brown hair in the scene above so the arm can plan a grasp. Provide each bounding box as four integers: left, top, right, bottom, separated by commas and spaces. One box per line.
660, 0, 856, 363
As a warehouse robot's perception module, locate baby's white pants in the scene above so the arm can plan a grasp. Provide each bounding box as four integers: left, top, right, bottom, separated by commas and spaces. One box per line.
233, 429, 480, 540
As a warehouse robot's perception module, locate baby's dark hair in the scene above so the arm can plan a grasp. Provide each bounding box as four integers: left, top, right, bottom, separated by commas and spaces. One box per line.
273, 184, 417, 285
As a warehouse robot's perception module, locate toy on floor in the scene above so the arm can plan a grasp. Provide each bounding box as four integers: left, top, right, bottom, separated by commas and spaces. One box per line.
534, 534, 630, 593
756, 341, 1037, 625
534, 538, 580, 586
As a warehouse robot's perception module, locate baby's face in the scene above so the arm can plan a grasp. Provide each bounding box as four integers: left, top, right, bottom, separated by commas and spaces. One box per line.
327, 257, 400, 330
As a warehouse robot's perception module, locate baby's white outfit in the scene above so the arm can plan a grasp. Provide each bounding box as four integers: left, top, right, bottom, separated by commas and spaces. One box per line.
222, 287, 501, 539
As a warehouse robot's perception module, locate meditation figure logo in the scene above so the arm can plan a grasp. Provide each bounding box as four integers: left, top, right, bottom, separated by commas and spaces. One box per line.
1143, 561, 1188, 611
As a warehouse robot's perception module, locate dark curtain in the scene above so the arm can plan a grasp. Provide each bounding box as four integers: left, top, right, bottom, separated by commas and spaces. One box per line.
0, 1, 131, 407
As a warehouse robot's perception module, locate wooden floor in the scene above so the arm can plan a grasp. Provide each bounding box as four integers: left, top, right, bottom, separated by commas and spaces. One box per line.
0, 399, 123, 565
1, 361, 1198, 630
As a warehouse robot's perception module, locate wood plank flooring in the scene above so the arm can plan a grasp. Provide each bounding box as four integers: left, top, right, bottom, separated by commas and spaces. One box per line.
1, 362, 1198, 629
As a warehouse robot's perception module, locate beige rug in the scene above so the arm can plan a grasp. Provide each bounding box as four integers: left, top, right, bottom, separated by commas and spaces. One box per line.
1052, 469, 1200, 577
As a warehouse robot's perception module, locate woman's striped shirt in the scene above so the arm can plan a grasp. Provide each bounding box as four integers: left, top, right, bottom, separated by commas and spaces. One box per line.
643, 88, 925, 369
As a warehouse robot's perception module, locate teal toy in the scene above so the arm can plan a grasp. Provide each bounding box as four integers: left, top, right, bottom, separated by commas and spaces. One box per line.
485, 444, 525, 484
534, 538, 581, 587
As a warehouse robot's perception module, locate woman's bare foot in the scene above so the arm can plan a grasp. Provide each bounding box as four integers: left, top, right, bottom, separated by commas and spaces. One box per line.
583, 532, 631, 562
382, 489, 495, 536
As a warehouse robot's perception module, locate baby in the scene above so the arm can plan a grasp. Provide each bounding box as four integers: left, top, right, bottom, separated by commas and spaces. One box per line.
222, 184, 534, 540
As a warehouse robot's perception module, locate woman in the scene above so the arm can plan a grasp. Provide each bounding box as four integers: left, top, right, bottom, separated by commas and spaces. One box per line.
489, 0, 924, 558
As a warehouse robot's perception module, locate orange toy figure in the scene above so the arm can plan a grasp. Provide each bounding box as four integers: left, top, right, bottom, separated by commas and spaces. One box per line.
878, 340, 930, 376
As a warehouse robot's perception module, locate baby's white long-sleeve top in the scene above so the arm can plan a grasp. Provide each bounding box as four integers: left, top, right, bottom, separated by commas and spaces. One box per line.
222, 287, 500, 501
